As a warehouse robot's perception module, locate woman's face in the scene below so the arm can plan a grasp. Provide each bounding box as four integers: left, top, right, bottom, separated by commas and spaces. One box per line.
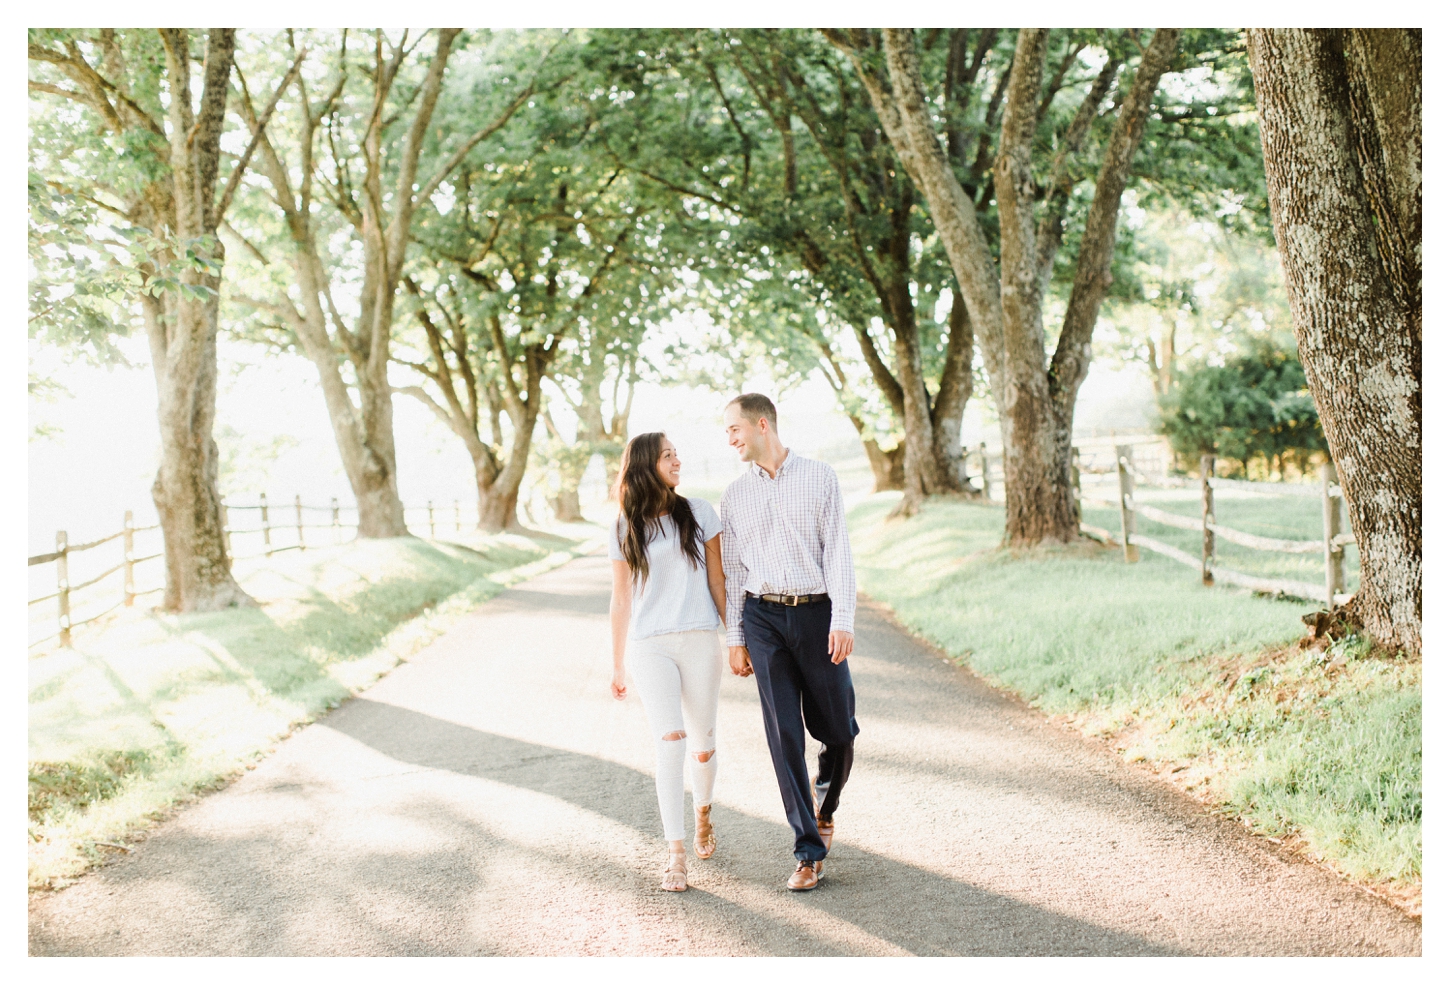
656, 437, 681, 489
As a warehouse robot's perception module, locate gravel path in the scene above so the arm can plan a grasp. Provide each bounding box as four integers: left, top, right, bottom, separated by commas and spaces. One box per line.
29, 554, 1420, 956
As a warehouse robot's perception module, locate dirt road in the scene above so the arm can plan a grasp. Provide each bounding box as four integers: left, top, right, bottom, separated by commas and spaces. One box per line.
28, 554, 1420, 955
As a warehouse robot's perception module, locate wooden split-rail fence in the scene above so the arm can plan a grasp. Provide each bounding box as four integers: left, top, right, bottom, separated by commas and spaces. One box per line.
28, 494, 482, 648
1078, 446, 1354, 609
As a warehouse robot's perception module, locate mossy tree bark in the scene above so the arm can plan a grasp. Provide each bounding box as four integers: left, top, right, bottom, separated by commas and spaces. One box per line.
1247, 29, 1421, 654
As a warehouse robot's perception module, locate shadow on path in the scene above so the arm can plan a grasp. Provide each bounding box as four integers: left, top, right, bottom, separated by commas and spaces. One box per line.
317, 697, 1179, 956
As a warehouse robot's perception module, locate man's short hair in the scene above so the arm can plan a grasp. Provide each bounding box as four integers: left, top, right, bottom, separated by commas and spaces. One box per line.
727, 392, 777, 430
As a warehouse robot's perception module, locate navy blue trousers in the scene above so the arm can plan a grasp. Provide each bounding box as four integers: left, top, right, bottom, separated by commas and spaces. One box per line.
743, 596, 859, 862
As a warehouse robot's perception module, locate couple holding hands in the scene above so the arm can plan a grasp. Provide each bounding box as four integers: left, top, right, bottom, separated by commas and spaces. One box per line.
608, 393, 859, 893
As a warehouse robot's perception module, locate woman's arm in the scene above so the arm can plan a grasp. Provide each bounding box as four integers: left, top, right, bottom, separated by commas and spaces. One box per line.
705, 532, 727, 625
609, 560, 633, 700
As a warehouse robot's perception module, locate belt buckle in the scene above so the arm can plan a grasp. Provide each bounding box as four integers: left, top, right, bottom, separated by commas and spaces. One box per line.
783, 594, 800, 606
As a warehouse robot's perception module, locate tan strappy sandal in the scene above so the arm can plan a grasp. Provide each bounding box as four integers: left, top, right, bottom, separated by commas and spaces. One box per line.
661, 846, 688, 892
694, 804, 717, 859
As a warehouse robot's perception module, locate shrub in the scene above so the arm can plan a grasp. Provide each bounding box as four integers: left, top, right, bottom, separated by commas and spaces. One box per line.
1158, 341, 1326, 477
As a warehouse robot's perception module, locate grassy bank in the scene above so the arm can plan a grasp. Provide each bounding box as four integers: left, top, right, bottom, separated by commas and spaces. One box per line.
849, 493, 1420, 910
28, 526, 601, 889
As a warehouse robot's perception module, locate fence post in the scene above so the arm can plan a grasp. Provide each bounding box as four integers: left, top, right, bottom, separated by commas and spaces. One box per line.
1322, 463, 1346, 608
331, 497, 340, 544
294, 494, 305, 550
1200, 454, 1215, 586
1116, 444, 1139, 562
428, 500, 436, 539
123, 511, 136, 606
455, 499, 462, 533
979, 442, 991, 502
56, 530, 71, 647
221, 503, 232, 557
260, 493, 272, 555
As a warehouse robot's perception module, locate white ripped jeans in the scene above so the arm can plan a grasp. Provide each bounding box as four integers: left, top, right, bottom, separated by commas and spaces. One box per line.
628, 629, 722, 842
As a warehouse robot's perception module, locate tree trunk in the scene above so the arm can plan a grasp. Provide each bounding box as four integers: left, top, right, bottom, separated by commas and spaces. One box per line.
1035, 28, 1181, 545
477, 351, 544, 533
286, 266, 410, 539
816, 345, 906, 494
604, 459, 622, 499
478, 482, 521, 533
1247, 29, 1421, 654
30, 29, 251, 612
545, 408, 589, 523
146, 278, 252, 612
929, 289, 975, 490
236, 30, 533, 541
148, 29, 251, 612
477, 408, 534, 533
551, 487, 584, 523
863, 437, 906, 492
351, 355, 409, 538
981, 28, 1069, 543
543, 359, 622, 523
887, 299, 942, 515
881, 252, 962, 516
848, 27, 1176, 543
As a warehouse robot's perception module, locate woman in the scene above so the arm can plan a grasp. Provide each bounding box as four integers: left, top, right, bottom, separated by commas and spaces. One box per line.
609, 432, 728, 892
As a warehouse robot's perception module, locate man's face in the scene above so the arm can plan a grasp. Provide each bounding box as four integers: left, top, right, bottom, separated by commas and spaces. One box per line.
723, 403, 767, 462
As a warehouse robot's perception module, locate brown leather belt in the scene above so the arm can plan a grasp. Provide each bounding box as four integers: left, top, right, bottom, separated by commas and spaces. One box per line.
747, 591, 830, 607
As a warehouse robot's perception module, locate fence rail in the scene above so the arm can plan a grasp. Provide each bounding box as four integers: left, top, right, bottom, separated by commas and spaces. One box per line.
967, 433, 1175, 502
28, 494, 484, 649
1080, 447, 1354, 608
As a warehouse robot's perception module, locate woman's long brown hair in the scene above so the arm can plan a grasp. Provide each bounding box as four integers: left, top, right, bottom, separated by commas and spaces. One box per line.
616, 432, 704, 586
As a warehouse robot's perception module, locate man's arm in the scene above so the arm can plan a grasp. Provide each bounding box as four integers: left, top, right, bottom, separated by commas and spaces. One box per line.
819, 466, 857, 656
720, 488, 754, 677
720, 489, 748, 648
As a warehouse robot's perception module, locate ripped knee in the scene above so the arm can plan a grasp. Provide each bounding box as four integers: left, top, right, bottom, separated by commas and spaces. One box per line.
661, 731, 686, 742
693, 749, 716, 763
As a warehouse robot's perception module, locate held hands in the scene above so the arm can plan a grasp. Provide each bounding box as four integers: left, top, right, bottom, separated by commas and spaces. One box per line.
827, 630, 854, 665
610, 667, 628, 701
728, 645, 753, 678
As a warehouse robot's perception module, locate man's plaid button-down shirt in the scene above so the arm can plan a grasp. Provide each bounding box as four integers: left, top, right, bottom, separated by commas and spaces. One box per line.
719, 450, 857, 647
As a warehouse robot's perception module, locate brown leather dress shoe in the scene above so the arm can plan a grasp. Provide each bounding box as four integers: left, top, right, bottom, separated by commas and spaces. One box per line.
815, 813, 834, 852
787, 859, 823, 891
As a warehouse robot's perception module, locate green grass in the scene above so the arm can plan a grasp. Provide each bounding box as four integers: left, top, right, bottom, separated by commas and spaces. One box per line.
850, 493, 1420, 901
28, 526, 600, 889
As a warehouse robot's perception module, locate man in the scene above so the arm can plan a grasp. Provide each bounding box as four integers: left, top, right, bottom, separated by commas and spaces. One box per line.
719, 393, 859, 892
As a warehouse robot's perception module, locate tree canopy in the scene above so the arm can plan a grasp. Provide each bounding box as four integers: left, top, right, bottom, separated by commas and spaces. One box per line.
29, 27, 1324, 541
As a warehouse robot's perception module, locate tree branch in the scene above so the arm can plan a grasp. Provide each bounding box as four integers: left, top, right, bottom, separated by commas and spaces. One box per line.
219, 219, 268, 265
871, 29, 1007, 387
416, 86, 535, 208
387, 27, 461, 250
1034, 53, 1122, 286
1049, 28, 1181, 410
992, 28, 1050, 344
1037, 40, 1088, 126
703, 56, 752, 193
215, 46, 307, 220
